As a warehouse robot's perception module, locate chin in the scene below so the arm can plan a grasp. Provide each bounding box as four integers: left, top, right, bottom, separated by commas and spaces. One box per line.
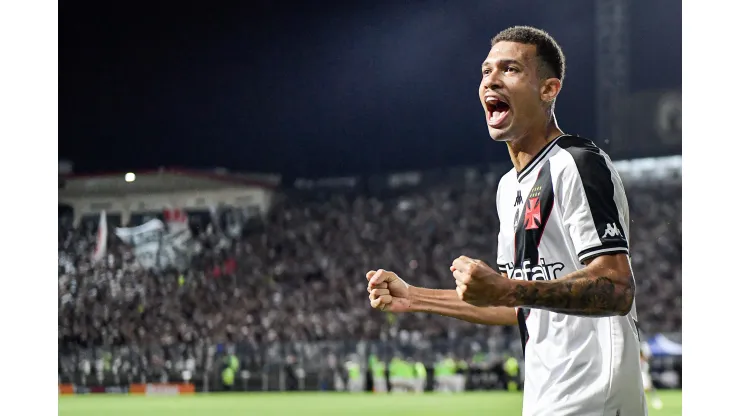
488, 128, 513, 142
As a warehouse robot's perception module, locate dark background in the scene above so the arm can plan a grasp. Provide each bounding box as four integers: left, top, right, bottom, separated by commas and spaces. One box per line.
59, 0, 681, 178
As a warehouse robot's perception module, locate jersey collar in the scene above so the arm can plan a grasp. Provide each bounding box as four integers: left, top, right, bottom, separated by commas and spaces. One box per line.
516, 134, 567, 182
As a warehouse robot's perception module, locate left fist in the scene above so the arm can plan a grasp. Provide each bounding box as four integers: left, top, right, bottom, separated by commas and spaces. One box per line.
451, 256, 512, 307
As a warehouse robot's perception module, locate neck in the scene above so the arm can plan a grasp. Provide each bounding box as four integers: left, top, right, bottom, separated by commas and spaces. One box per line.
507, 117, 564, 173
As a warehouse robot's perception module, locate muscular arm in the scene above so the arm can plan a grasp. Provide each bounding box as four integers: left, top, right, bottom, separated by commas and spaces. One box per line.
507, 254, 635, 317
410, 286, 517, 326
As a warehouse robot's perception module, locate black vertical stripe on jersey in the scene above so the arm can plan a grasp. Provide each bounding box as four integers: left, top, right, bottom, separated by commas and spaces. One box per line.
556, 136, 629, 262
513, 160, 555, 354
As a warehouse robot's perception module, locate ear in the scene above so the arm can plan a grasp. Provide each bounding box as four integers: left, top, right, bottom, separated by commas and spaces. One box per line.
540, 77, 562, 103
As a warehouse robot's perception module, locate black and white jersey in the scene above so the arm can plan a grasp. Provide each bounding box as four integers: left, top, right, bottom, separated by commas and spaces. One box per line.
495, 135, 647, 416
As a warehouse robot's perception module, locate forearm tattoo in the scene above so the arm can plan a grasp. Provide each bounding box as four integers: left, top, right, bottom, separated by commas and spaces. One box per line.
512, 275, 635, 317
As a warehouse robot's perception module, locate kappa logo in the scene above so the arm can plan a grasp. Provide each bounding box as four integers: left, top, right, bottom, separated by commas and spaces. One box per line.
602, 223, 623, 238
514, 190, 523, 207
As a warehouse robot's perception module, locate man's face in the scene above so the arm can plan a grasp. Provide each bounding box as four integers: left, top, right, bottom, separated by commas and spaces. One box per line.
479, 41, 547, 142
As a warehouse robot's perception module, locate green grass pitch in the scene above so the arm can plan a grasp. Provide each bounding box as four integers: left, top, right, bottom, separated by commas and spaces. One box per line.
59, 390, 682, 416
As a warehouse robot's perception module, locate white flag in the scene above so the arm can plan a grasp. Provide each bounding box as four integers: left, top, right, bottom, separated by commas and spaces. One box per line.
92, 210, 108, 263
162, 207, 193, 270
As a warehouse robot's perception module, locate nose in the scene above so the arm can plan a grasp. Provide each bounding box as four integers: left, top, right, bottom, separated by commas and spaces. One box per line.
482, 73, 503, 91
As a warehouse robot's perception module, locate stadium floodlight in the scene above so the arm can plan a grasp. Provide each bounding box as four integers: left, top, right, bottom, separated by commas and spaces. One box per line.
124, 172, 136, 182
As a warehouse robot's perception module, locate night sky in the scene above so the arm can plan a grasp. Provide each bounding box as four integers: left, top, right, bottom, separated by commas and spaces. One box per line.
59, 0, 681, 178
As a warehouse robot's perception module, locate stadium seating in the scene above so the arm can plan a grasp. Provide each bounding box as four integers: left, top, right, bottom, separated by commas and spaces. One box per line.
58, 175, 681, 389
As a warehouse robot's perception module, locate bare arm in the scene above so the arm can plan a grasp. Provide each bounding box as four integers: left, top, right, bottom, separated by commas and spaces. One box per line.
410, 286, 517, 326
507, 254, 635, 317
366, 269, 517, 326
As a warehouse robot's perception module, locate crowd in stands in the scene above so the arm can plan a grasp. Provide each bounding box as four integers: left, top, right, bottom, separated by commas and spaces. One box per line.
58, 172, 681, 384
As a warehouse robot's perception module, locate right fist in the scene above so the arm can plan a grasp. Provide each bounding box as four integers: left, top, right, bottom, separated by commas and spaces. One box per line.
366, 269, 412, 313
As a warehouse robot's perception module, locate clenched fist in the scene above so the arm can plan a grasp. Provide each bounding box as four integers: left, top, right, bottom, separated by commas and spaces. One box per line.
451, 256, 513, 307
366, 269, 412, 313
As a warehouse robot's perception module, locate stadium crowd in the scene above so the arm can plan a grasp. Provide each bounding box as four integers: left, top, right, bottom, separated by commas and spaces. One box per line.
58, 173, 681, 384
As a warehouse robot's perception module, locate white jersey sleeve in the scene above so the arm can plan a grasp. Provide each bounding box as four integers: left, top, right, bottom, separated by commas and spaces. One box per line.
497, 229, 508, 273
557, 144, 630, 264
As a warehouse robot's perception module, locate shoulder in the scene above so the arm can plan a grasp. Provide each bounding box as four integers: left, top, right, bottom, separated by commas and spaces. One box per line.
552, 135, 616, 183
497, 168, 518, 189
495, 168, 518, 202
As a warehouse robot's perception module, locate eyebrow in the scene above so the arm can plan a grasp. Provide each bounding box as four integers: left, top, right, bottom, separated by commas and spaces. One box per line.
481, 58, 524, 69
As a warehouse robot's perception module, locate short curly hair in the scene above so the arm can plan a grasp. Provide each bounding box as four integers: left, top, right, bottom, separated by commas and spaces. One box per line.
491, 26, 566, 82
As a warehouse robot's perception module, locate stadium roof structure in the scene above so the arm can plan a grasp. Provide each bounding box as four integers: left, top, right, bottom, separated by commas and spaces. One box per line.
59, 168, 281, 198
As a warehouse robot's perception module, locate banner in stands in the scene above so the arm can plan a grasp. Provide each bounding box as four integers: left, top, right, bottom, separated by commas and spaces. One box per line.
59, 384, 74, 395
115, 209, 193, 271
59, 383, 194, 395
58, 384, 129, 395
129, 383, 195, 395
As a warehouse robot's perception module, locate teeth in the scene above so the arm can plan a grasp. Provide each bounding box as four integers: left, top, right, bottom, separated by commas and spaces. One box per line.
486, 97, 498, 103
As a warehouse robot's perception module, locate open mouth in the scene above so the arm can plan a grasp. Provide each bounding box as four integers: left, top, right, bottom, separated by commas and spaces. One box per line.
485, 97, 510, 128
